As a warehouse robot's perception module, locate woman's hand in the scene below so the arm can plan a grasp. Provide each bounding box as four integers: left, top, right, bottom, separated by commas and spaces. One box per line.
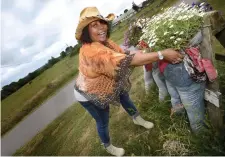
161, 49, 183, 64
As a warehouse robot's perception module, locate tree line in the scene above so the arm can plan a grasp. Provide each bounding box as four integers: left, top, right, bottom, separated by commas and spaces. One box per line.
1, 43, 81, 100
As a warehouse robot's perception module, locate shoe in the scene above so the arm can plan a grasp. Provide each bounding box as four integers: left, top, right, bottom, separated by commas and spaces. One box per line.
105, 144, 125, 156
170, 104, 185, 118
133, 115, 154, 129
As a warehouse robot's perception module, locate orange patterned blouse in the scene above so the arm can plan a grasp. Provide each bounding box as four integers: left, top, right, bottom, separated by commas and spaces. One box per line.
74, 39, 135, 109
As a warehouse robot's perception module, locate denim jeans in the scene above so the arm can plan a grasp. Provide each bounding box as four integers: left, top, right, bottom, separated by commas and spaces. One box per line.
78, 92, 139, 147
163, 63, 206, 132
165, 80, 182, 108
143, 66, 154, 91
152, 62, 168, 101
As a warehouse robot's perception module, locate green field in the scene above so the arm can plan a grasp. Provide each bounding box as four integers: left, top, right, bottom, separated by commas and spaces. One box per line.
1, 55, 79, 135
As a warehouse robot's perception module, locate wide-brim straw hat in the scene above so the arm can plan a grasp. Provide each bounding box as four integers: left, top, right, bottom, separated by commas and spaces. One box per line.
75, 7, 115, 40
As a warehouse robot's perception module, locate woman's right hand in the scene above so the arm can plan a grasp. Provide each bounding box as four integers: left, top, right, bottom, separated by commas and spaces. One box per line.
161, 48, 184, 64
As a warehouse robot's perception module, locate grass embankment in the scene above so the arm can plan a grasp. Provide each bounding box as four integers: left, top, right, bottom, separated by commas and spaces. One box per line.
1, 55, 79, 136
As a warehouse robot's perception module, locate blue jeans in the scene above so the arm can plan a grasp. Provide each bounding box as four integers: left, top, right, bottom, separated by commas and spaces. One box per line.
166, 80, 182, 108
143, 66, 154, 91
164, 63, 206, 132
152, 67, 168, 101
152, 62, 168, 101
78, 92, 139, 147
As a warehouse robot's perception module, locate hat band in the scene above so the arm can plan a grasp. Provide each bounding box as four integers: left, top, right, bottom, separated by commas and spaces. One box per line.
96, 14, 104, 19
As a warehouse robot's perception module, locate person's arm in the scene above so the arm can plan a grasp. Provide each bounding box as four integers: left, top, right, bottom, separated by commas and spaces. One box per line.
130, 49, 183, 66
130, 51, 158, 66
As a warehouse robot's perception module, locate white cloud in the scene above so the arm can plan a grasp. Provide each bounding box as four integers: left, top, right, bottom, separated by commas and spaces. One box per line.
32, 41, 65, 61
34, 0, 66, 25
1, 12, 28, 50
14, 0, 35, 12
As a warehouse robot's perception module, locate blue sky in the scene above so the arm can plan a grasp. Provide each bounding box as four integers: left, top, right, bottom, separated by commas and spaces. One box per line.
1, 0, 145, 88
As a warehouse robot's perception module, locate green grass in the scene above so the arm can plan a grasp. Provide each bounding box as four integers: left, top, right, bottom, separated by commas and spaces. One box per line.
14, 67, 225, 156
1, 55, 79, 136
110, 21, 129, 44
206, 0, 225, 19
135, 0, 178, 19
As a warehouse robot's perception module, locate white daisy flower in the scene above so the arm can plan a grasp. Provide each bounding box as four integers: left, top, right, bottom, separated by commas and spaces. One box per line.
188, 14, 194, 18
164, 32, 169, 35
199, 2, 205, 7
149, 42, 155, 47
183, 15, 188, 19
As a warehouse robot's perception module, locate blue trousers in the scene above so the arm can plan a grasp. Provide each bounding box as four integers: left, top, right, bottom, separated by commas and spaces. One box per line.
164, 63, 206, 132
78, 92, 139, 147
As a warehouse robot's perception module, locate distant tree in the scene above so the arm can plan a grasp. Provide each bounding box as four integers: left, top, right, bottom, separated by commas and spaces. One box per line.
1, 82, 19, 100
65, 46, 73, 54
28, 71, 39, 80
142, 0, 149, 7
6, 82, 19, 92
70, 44, 82, 57
124, 9, 128, 13
43, 63, 52, 69
48, 56, 59, 66
60, 51, 66, 58
1, 85, 13, 100
1, 89, 11, 100
18, 78, 26, 87
132, 2, 139, 12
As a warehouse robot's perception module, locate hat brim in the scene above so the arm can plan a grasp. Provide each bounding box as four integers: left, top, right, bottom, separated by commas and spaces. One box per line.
75, 14, 115, 40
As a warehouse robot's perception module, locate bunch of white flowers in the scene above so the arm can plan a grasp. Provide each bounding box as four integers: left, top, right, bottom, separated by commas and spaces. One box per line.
130, 17, 151, 29
140, 2, 206, 51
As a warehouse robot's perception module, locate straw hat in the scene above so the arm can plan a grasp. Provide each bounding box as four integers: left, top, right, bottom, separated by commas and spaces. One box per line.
75, 7, 115, 40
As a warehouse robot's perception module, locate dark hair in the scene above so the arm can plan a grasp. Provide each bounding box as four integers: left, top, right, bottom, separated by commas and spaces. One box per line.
80, 19, 111, 44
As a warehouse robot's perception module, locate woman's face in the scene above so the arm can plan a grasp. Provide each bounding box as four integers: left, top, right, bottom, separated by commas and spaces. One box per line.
88, 20, 108, 43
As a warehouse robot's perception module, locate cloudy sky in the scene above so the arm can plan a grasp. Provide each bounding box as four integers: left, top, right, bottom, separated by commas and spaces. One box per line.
1, 0, 145, 88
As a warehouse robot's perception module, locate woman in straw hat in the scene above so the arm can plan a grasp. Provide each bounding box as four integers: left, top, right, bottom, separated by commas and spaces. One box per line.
74, 6, 183, 156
